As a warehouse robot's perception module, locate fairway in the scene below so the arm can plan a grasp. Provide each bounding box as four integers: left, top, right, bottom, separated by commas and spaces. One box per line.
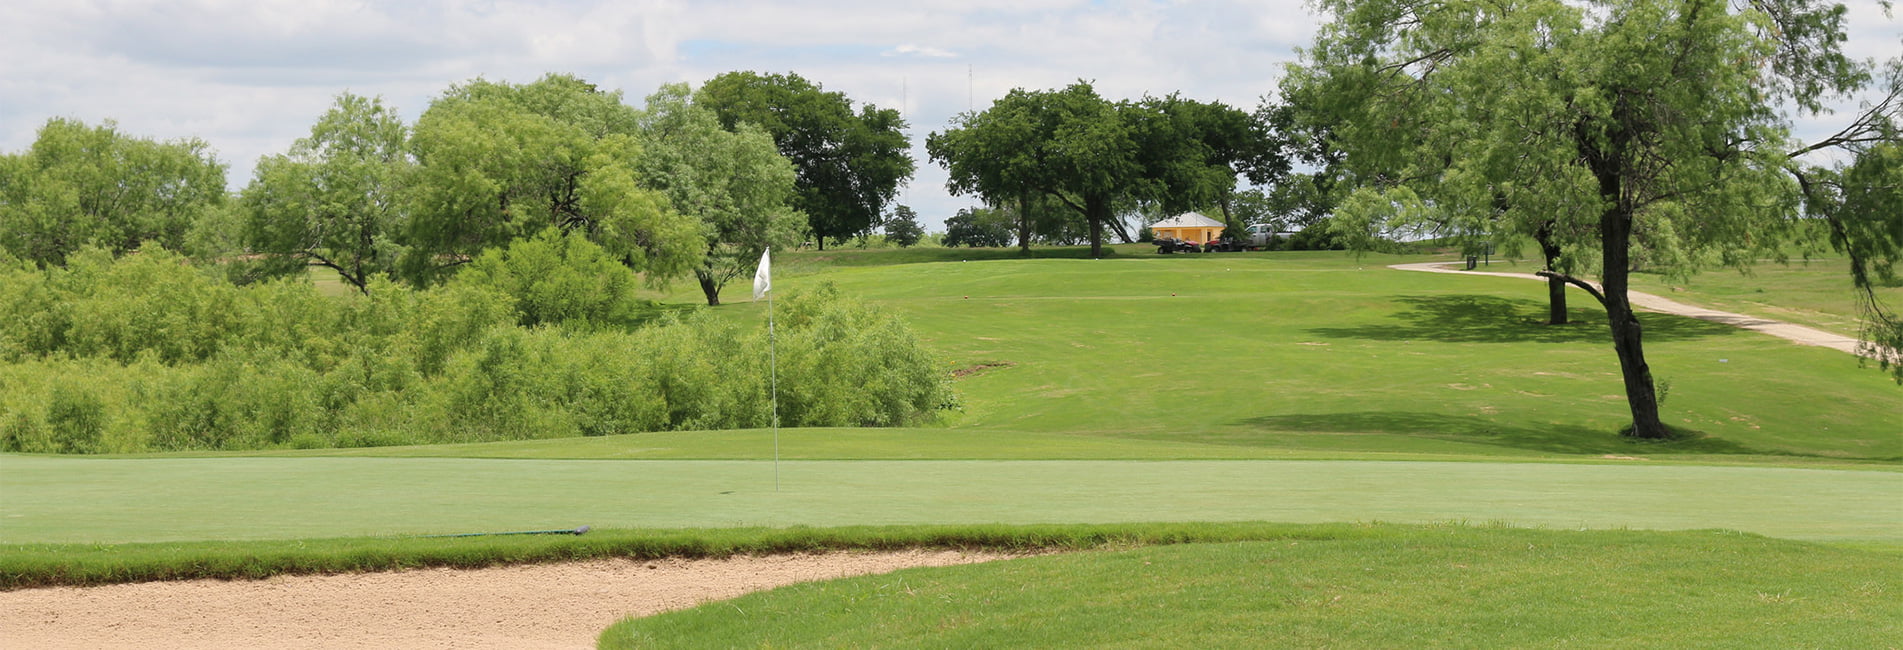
4, 455, 1898, 544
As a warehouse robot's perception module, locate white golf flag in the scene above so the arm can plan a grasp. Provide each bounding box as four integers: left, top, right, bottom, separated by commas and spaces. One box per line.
752, 247, 771, 301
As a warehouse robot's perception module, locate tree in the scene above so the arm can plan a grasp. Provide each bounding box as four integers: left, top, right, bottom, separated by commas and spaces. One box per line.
697, 71, 914, 249
941, 207, 1015, 248
884, 205, 924, 247
1256, 98, 1350, 231
0, 119, 226, 267
1291, 0, 1896, 438
931, 83, 1153, 259
240, 93, 409, 294
402, 74, 702, 285
634, 83, 803, 306
1127, 94, 1283, 233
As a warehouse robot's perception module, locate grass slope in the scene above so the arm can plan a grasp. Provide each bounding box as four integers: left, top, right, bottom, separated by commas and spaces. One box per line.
602, 527, 1902, 648
788, 250, 1900, 460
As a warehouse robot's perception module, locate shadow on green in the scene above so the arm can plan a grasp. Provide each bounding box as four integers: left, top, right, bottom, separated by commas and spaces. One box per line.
1235, 411, 1758, 456
1307, 294, 1739, 344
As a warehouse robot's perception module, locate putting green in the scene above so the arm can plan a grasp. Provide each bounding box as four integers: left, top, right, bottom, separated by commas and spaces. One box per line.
3, 455, 1897, 544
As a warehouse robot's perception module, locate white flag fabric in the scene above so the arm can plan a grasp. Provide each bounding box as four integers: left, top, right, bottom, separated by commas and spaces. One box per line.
752, 247, 771, 301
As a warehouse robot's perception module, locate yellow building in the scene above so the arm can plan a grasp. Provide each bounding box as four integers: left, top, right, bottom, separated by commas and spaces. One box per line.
1150, 212, 1226, 243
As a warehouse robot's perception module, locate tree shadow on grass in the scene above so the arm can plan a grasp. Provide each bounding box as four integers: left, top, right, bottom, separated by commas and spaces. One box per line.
1237, 411, 1760, 456
1308, 294, 1740, 345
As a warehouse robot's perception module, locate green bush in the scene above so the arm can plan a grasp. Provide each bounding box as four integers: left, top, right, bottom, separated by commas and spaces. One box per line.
45, 384, 106, 454
775, 283, 957, 427
454, 230, 649, 330
0, 250, 955, 453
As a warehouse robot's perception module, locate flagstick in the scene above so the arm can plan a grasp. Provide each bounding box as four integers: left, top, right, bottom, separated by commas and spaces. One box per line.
754, 247, 779, 492
768, 282, 779, 492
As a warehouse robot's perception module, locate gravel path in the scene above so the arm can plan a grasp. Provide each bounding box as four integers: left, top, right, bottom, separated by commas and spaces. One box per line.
0, 550, 1014, 650
1390, 262, 1899, 362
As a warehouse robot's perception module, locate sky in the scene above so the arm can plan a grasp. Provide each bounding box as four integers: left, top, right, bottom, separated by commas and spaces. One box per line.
2, 0, 1898, 233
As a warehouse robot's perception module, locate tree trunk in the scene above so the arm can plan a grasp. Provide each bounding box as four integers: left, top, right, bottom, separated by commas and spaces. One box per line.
1546, 276, 1569, 325
1106, 216, 1134, 244
1538, 227, 1567, 325
1085, 195, 1107, 259
1600, 205, 1667, 439
1018, 191, 1033, 256
696, 268, 722, 306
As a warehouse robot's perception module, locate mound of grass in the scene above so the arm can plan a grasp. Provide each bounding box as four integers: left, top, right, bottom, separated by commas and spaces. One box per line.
602, 527, 1902, 648
0, 522, 1400, 590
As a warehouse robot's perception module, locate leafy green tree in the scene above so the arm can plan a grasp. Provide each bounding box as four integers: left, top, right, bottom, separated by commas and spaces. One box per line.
932, 83, 1152, 259
927, 91, 1046, 254
697, 71, 914, 249
1292, 0, 1898, 437
884, 205, 924, 248
453, 229, 645, 330
941, 207, 1015, 248
240, 93, 409, 293
402, 74, 702, 285
634, 83, 803, 305
1127, 94, 1282, 232
0, 119, 226, 267
1794, 138, 1903, 375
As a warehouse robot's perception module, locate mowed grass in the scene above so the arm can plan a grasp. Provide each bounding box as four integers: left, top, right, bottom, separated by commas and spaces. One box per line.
602, 527, 1903, 648
762, 248, 1900, 460
4, 454, 1899, 544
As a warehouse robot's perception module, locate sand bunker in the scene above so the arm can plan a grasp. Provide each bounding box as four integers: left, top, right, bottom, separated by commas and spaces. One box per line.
0, 550, 1011, 649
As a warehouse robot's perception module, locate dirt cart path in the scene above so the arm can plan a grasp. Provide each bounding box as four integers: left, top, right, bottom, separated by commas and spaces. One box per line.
0, 550, 1011, 650
1389, 262, 1898, 362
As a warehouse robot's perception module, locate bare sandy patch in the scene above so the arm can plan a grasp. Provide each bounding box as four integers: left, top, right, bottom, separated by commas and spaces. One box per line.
0, 550, 1014, 650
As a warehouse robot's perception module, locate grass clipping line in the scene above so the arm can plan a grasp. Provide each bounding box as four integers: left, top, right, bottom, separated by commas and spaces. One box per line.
0, 522, 1397, 590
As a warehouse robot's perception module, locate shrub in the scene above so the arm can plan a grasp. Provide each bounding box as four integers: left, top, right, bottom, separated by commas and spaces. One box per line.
774, 283, 956, 426
453, 230, 649, 330
0, 250, 955, 453
45, 384, 106, 454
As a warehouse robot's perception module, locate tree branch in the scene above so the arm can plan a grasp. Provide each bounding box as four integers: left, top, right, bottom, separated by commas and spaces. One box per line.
1536, 270, 1609, 308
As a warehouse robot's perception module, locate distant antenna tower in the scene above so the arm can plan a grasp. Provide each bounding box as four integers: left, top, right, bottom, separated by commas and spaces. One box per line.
902, 77, 911, 205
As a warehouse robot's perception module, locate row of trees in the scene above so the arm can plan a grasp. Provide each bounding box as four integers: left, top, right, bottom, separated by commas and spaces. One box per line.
927, 84, 1303, 259
1, 72, 915, 306
1285, 0, 1902, 437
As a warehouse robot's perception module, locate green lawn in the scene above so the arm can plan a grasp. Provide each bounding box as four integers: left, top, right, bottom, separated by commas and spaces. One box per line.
603, 528, 1903, 648
4, 454, 1897, 544
781, 250, 1900, 460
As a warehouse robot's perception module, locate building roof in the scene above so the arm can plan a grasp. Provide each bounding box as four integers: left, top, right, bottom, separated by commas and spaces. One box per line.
1150, 212, 1226, 229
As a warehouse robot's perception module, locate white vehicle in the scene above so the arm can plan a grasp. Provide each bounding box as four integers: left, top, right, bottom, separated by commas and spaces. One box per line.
1245, 223, 1275, 247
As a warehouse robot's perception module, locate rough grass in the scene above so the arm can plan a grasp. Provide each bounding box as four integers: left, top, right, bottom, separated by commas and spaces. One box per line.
600, 527, 1903, 649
